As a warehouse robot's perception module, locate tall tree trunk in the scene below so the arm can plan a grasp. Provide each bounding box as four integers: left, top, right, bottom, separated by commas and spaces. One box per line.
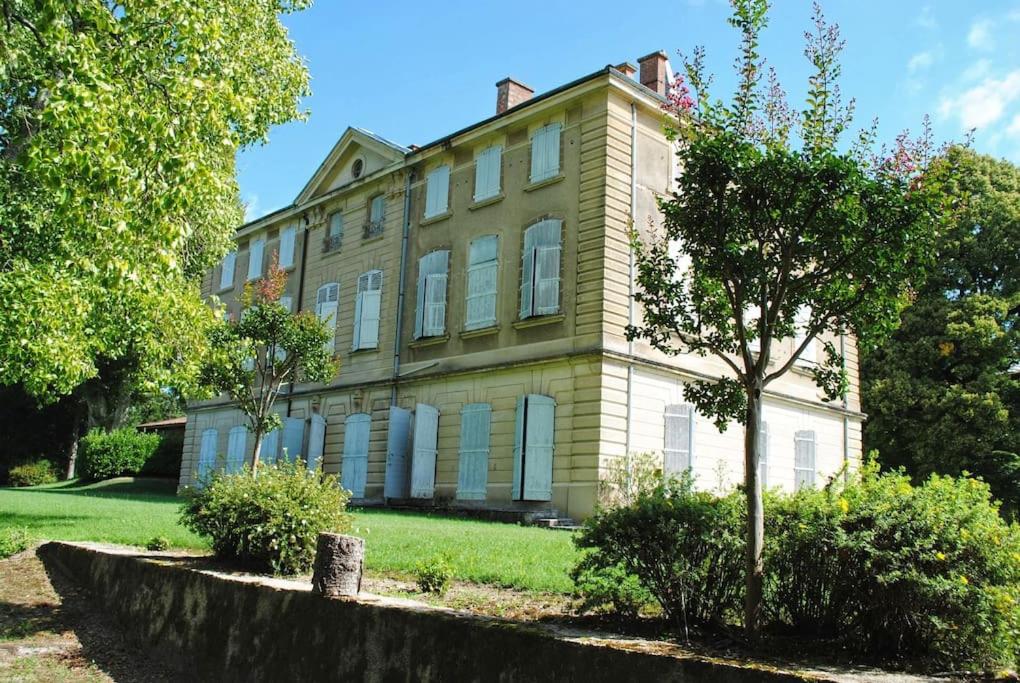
743, 383, 765, 641
64, 401, 85, 480
251, 428, 263, 477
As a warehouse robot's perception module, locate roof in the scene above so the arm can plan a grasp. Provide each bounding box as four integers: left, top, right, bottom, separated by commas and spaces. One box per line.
136, 416, 187, 429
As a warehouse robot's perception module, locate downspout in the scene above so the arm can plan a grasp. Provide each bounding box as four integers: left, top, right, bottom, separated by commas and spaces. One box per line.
287, 212, 312, 419
625, 102, 638, 490
391, 169, 414, 405
840, 332, 849, 481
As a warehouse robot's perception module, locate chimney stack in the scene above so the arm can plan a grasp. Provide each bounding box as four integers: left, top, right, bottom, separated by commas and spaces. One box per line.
496, 78, 534, 114
638, 51, 670, 96
614, 62, 638, 80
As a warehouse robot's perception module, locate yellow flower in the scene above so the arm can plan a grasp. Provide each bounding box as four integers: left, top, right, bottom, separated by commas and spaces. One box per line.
960, 576, 969, 586
935, 552, 946, 561
838, 498, 850, 514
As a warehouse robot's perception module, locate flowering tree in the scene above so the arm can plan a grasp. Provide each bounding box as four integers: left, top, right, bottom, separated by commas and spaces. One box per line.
199, 262, 338, 473
627, 0, 955, 637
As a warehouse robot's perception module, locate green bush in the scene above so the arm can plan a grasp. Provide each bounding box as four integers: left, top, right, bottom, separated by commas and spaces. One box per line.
140, 429, 182, 477
413, 555, 452, 595
180, 461, 352, 575
765, 464, 1020, 671
571, 561, 654, 618
145, 536, 171, 551
79, 428, 160, 481
7, 459, 58, 487
0, 527, 30, 558
573, 473, 745, 628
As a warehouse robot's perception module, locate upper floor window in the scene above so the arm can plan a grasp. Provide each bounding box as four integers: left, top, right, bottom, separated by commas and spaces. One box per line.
366, 195, 385, 238
793, 305, 816, 366
415, 250, 449, 339
424, 165, 451, 219
794, 430, 816, 489
325, 211, 343, 253
353, 270, 382, 351
219, 251, 236, 290
316, 283, 339, 352
519, 219, 562, 319
663, 403, 695, 475
474, 146, 502, 202
278, 225, 297, 269
466, 236, 498, 330
246, 238, 265, 281
530, 123, 561, 183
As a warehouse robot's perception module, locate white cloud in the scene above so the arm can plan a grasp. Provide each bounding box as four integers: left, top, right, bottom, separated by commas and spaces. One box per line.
968, 18, 995, 50
916, 5, 937, 29
962, 58, 992, 83
939, 70, 1020, 130
908, 51, 935, 74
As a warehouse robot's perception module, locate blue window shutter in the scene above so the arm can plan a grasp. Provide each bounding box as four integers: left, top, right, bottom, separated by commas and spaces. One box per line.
306, 413, 326, 472
410, 403, 440, 498
457, 403, 492, 500
384, 406, 413, 499
512, 396, 526, 500
197, 429, 218, 487
226, 426, 247, 474
341, 413, 370, 497
522, 395, 555, 501
281, 416, 306, 463
261, 427, 280, 465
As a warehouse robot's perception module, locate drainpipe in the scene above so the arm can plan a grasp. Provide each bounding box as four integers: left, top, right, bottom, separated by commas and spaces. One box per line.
392, 169, 414, 405
287, 212, 312, 419
840, 332, 849, 480
625, 102, 638, 488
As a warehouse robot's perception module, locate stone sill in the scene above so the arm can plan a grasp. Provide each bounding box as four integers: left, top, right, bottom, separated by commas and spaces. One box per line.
409, 334, 450, 349
460, 325, 499, 340
523, 174, 565, 192
349, 346, 379, 355
468, 194, 505, 211
420, 210, 452, 227
512, 313, 566, 330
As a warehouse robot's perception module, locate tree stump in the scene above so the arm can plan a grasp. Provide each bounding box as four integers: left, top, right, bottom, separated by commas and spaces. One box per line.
311, 533, 364, 598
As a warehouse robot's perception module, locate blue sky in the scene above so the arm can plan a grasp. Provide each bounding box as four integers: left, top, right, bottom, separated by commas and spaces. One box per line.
237, 0, 1020, 221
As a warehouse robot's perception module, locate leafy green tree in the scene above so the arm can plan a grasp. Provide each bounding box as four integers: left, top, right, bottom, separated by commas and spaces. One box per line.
199, 264, 338, 472
0, 1, 311, 422
627, 0, 953, 636
863, 147, 1020, 516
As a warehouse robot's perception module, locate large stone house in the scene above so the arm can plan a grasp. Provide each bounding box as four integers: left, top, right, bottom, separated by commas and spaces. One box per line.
179, 52, 864, 521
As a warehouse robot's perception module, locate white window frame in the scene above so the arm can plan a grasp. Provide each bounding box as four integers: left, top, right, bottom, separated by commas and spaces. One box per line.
367, 195, 385, 236
758, 420, 769, 488
794, 429, 816, 490
219, 251, 236, 291
519, 219, 562, 319
794, 305, 817, 366
353, 270, 382, 350
465, 235, 499, 330
326, 211, 343, 252
315, 282, 339, 352
278, 225, 297, 270
424, 164, 451, 219
473, 145, 502, 202
415, 250, 449, 338
529, 123, 561, 183
664, 403, 695, 475
246, 238, 265, 281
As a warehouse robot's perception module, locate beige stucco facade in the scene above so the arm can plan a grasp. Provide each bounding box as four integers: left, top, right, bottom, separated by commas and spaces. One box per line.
181, 58, 864, 521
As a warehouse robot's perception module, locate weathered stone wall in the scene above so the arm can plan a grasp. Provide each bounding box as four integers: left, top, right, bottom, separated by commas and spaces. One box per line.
39, 542, 826, 683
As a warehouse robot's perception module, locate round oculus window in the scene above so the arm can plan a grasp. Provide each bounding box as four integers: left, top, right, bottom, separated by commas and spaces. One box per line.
351, 158, 364, 179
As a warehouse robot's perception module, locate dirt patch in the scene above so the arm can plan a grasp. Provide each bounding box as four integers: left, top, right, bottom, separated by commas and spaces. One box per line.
0, 547, 180, 682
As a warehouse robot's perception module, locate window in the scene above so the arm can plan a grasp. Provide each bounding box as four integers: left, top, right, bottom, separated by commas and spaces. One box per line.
794, 430, 816, 489
341, 413, 370, 498
261, 427, 280, 465
794, 305, 816, 365
414, 250, 449, 338
758, 421, 769, 488
366, 195, 385, 238
474, 146, 502, 201
281, 416, 305, 463
226, 426, 247, 474
664, 404, 694, 474
353, 270, 382, 350
529, 123, 561, 182
219, 252, 236, 290
278, 225, 297, 269
424, 165, 450, 219
520, 219, 562, 319
246, 238, 265, 281
351, 158, 364, 179
324, 211, 343, 252
278, 295, 293, 313
466, 236, 498, 329
457, 403, 492, 500
512, 394, 555, 501
315, 283, 339, 352
196, 428, 218, 486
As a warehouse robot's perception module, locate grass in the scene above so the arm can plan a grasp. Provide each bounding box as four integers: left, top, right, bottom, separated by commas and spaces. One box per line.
0, 477, 577, 593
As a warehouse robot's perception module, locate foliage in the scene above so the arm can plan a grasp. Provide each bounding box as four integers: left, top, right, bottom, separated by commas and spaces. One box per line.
145, 535, 171, 551
596, 452, 664, 510
7, 460, 58, 487
0, 527, 30, 559
573, 473, 745, 630
863, 147, 1020, 517
0, 0, 311, 401
79, 428, 160, 481
571, 562, 654, 618
125, 388, 187, 427
764, 463, 1020, 671
180, 461, 352, 575
139, 429, 184, 478
198, 264, 338, 471
413, 555, 453, 595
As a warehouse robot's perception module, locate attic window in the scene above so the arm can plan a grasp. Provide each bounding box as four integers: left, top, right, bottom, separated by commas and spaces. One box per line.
351, 158, 364, 179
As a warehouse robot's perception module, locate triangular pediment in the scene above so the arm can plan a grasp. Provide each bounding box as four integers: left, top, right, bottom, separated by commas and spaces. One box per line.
295, 127, 408, 204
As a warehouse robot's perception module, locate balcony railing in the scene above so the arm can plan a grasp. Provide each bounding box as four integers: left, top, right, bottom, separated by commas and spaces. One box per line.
322, 234, 342, 254
363, 220, 384, 240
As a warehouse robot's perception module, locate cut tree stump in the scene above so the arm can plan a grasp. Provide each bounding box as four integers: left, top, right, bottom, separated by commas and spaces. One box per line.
311, 533, 364, 598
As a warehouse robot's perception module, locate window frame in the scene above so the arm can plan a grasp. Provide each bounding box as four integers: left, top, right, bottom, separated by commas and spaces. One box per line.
424, 164, 451, 219
465, 235, 499, 330
519, 219, 562, 319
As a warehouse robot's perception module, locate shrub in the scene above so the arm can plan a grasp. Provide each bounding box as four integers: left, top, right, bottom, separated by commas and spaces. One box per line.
413, 555, 452, 595
573, 473, 745, 628
180, 461, 351, 575
7, 459, 57, 487
0, 528, 30, 559
571, 561, 654, 618
79, 428, 160, 481
140, 429, 182, 477
145, 536, 171, 551
765, 463, 1020, 671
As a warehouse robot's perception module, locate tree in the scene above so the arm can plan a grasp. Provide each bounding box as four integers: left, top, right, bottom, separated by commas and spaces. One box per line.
863, 147, 1020, 517
199, 263, 338, 473
0, 1, 312, 439
626, 0, 953, 638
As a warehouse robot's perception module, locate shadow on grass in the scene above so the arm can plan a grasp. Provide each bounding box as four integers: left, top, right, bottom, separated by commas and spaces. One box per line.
0, 600, 66, 641
0, 512, 89, 528
6, 477, 180, 502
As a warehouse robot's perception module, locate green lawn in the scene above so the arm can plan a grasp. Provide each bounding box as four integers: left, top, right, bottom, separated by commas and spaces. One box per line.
0, 477, 577, 593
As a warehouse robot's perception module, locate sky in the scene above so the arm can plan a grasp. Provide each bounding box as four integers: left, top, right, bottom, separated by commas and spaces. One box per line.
237, 0, 1020, 221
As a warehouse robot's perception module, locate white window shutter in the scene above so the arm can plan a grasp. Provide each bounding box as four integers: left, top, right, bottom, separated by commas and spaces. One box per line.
226, 426, 247, 474
316, 283, 339, 352
466, 236, 498, 329
425, 165, 450, 218
474, 146, 502, 201
530, 124, 561, 182
521, 395, 555, 501
417, 251, 449, 338
281, 416, 306, 463
197, 429, 218, 486
261, 428, 280, 465
794, 305, 816, 365
278, 226, 297, 269
306, 413, 326, 472
758, 421, 769, 488
512, 396, 526, 500
520, 220, 561, 319
410, 403, 440, 498
219, 252, 236, 290
457, 403, 492, 500
354, 270, 382, 350
247, 239, 265, 281
794, 430, 816, 490
664, 404, 694, 475
341, 413, 370, 497
534, 245, 561, 315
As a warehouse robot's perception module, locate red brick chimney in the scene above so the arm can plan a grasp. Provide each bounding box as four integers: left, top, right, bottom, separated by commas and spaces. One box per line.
638, 51, 670, 96
614, 62, 638, 80
496, 78, 534, 114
